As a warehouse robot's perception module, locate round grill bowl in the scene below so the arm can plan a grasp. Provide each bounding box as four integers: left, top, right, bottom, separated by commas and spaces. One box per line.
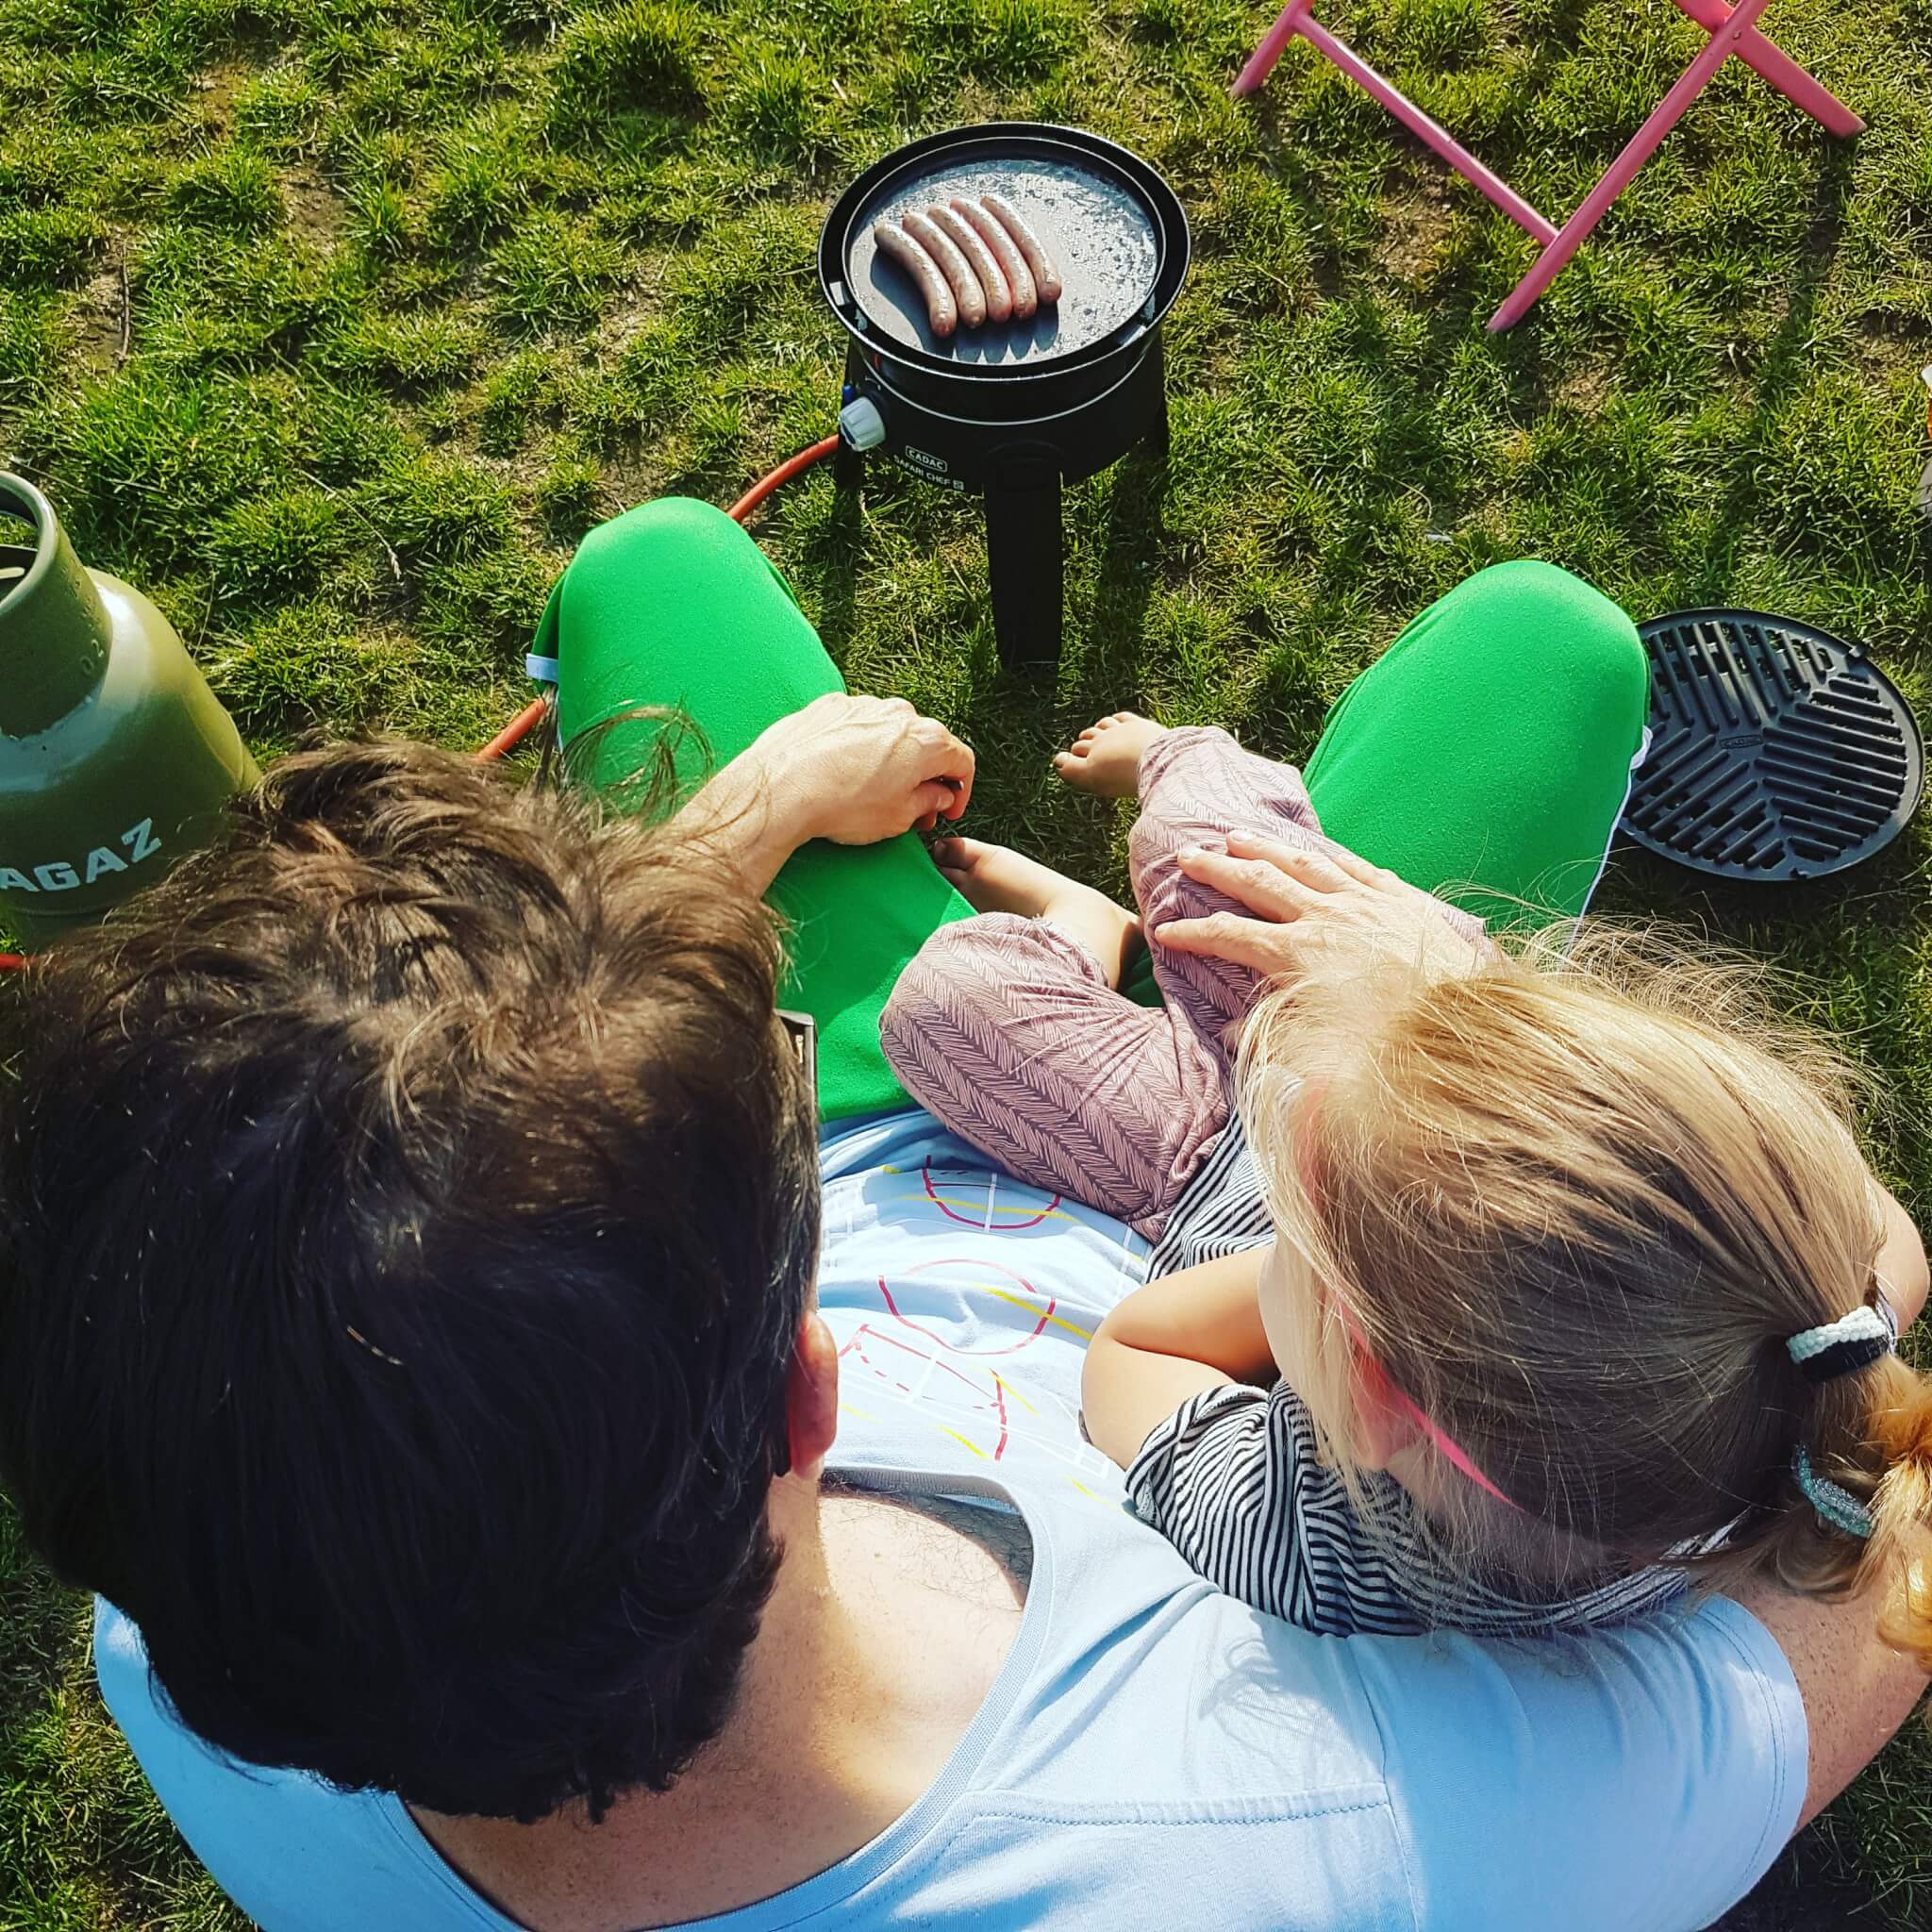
1625, 609, 1924, 882
819, 122, 1189, 415
818, 125, 1189, 665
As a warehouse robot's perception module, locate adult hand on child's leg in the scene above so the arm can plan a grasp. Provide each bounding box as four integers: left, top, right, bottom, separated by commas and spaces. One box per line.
1152, 833, 1491, 983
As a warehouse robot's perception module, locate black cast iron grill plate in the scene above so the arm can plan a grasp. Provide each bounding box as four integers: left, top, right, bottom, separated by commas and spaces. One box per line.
1626, 609, 1923, 882
848, 155, 1157, 364
821, 124, 1187, 381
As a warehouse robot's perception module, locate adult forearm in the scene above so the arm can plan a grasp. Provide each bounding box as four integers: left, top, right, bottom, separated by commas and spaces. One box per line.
673, 747, 802, 898
666, 692, 977, 899
1737, 1580, 1929, 1828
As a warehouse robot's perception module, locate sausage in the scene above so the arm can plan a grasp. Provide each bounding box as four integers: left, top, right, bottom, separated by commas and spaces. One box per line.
979, 194, 1062, 305
952, 197, 1036, 320
874, 220, 956, 337
901, 210, 986, 328
926, 204, 1011, 325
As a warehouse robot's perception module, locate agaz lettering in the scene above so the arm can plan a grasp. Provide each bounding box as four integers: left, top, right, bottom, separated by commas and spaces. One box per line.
0, 819, 162, 893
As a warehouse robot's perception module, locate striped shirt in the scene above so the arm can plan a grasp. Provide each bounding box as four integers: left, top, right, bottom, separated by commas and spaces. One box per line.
1147, 1108, 1276, 1277
1129, 1114, 1701, 1639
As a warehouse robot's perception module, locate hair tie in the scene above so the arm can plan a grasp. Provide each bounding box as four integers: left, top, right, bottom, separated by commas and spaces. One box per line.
1792, 1444, 1874, 1540
1786, 1304, 1894, 1384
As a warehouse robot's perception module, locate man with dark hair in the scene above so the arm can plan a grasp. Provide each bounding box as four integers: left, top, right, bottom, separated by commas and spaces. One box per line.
0, 734, 832, 1827
0, 502, 1924, 1931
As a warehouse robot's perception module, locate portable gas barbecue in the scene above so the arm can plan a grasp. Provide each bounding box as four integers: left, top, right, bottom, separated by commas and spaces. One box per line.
1626, 609, 1923, 882
819, 123, 1190, 665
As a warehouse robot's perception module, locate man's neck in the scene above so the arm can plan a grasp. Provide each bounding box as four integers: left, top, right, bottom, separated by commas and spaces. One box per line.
412, 1482, 1028, 1932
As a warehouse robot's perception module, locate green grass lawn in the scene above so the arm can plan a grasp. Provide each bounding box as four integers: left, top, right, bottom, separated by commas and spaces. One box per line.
3, 0, 1931, 1923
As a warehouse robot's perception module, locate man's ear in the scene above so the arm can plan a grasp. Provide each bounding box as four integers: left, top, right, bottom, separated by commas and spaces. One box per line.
783, 1313, 841, 1479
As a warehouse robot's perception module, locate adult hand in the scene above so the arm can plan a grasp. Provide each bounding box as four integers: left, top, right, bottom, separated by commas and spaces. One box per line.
690, 695, 974, 896
753, 693, 975, 845
1152, 831, 1486, 981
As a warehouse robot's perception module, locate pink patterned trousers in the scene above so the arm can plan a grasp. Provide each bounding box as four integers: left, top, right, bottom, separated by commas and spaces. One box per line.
879, 728, 1326, 1240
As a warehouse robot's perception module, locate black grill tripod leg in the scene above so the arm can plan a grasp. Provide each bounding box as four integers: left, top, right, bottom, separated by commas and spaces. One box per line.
1146, 328, 1170, 458
985, 444, 1061, 668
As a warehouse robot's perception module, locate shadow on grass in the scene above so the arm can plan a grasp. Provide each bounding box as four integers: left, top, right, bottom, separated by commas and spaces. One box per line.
1692, 140, 1860, 595
1713, 1818, 1889, 1929
1072, 441, 1174, 714
797, 468, 866, 666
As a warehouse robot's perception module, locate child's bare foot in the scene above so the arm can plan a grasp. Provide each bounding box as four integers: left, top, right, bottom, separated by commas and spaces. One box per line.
932, 836, 1074, 917
932, 837, 1142, 990
1052, 711, 1169, 798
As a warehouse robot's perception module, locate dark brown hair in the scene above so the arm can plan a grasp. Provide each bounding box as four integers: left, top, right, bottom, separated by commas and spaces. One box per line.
0, 740, 820, 1822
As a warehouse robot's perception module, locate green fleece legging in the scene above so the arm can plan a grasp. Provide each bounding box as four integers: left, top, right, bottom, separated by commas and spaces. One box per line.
541, 498, 1648, 1122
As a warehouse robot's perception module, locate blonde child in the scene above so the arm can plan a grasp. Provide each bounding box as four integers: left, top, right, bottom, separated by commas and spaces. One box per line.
884, 715, 1932, 1643
1083, 904, 1932, 1641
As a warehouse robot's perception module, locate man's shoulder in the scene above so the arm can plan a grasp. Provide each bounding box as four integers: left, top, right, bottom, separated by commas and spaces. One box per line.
93, 1510, 1805, 1932
920, 1468, 1399, 1803
931, 1476, 1803, 1931
93, 1599, 453, 1930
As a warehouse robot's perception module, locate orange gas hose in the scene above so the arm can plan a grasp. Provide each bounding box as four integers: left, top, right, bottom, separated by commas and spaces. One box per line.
475, 697, 551, 763
724, 433, 841, 525
474, 433, 840, 764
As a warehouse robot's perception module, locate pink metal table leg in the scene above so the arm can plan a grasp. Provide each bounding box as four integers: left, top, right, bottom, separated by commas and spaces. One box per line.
1671, 0, 1863, 135
1487, 0, 1775, 330
1233, 0, 1315, 96
1293, 17, 1557, 242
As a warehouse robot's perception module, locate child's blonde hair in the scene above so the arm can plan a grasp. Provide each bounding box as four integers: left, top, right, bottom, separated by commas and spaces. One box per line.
1237, 924, 1932, 1657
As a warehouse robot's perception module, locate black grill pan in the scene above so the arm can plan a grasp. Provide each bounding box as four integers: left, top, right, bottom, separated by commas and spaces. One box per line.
820, 123, 1189, 389
845, 148, 1158, 365
1625, 609, 1923, 882
818, 124, 1189, 665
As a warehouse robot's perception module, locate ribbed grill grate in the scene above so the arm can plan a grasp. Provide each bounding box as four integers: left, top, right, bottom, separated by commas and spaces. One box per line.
1625, 610, 1923, 882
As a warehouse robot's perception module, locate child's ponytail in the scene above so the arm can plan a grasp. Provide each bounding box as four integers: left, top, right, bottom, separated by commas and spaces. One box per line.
1741, 1343, 1932, 1673
1862, 1364, 1932, 1669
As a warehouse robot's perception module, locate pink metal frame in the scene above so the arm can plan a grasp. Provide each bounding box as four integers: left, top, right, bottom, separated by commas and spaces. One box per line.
1232, 0, 1864, 330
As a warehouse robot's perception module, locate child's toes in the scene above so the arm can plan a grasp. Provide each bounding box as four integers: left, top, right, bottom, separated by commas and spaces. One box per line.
931, 835, 993, 874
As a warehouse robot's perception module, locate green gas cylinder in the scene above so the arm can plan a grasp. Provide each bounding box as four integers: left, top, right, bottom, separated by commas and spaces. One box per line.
0, 471, 258, 946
